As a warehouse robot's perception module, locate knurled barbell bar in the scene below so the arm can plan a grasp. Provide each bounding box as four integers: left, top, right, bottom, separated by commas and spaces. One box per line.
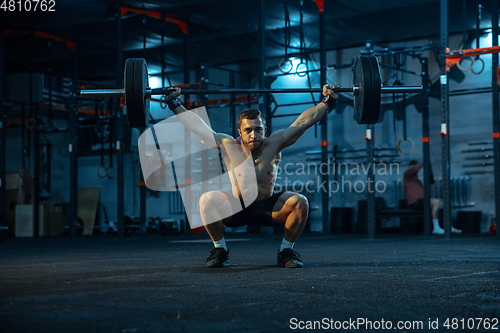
79, 56, 423, 128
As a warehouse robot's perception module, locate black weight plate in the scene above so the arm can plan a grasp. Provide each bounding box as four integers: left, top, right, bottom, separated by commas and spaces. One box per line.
125, 58, 140, 128
367, 56, 381, 124
134, 58, 150, 128
353, 56, 373, 124
124, 58, 149, 128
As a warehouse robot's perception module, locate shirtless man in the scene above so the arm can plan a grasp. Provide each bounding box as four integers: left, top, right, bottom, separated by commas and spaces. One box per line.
165, 84, 338, 268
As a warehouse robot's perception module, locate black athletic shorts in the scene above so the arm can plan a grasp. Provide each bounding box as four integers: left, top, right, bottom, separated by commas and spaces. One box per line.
408, 198, 424, 211
223, 191, 284, 228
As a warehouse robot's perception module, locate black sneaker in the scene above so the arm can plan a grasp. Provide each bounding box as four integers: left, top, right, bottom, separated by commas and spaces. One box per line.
206, 248, 230, 267
277, 248, 303, 268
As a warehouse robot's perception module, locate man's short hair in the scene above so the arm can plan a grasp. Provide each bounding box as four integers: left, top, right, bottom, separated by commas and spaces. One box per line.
409, 160, 419, 167
237, 108, 266, 129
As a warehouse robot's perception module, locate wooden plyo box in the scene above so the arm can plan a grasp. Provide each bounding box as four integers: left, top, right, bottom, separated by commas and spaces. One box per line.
5, 171, 35, 236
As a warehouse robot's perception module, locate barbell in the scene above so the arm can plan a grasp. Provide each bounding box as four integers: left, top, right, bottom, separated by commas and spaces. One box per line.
79, 56, 423, 128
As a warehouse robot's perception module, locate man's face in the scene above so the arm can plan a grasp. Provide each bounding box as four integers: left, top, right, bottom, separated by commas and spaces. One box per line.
238, 117, 266, 151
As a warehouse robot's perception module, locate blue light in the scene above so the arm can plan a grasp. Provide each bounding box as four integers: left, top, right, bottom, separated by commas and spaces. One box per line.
149, 76, 162, 89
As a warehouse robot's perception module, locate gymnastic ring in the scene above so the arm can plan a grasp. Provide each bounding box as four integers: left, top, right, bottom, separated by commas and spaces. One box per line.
97, 165, 108, 179
159, 95, 168, 109
396, 138, 414, 155
295, 62, 308, 77
471, 57, 485, 75
26, 117, 37, 130
106, 166, 116, 179
456, 56, 474, 72
279, 57, 293, 74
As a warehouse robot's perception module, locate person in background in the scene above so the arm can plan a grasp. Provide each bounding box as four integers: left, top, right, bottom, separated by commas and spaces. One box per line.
404, 160, 462, 235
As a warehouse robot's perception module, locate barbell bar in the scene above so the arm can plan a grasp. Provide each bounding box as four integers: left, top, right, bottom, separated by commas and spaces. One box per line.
79, 56, 423, 128
80, 86, 423, 98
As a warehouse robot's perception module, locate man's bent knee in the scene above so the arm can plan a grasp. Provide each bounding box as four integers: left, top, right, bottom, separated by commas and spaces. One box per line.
199, 192, 212, 209
199, 191, 223, 210
289, 193, 309, 214
430, 198, 442, 206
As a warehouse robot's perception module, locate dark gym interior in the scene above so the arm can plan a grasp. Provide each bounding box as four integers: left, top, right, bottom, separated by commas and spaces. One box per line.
1, 1, 499, 332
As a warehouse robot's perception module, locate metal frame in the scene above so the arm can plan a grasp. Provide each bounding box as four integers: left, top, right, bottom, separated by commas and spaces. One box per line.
364, 40, 375, 239
366, 124, 375, 239
68, 49, 78, 238
33, 112, 40, 237
0, 31, 5, 221
116, 6, 126, 238
182, 21, 193, 235
441, 0, 452, 239
492, 0, 500, 239
421, 57, 432, 236
319, 0, 329, 234
260, 0, 270, 136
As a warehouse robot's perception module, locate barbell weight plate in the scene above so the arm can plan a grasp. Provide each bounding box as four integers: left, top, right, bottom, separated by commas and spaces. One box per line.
353, 56, 373, 124
367, 56, 382, 124
125, 58, 150, 128
136, 58, 150, 128
125, 59, 139, 127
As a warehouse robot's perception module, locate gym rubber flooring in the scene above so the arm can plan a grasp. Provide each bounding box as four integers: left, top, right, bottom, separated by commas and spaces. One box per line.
1, 233, 499, 333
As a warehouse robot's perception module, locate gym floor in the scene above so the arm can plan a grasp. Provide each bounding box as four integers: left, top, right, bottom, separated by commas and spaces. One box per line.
1, 233, 498, 332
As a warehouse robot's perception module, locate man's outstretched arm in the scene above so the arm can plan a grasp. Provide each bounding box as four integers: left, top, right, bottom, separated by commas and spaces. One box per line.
277, 84, 338, 149
166, 88, 234, 149
403, 162, 424, 178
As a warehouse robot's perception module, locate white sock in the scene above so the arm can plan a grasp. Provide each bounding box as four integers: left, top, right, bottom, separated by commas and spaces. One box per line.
213, 237, 228, 251
433, 219, 443, 230
279, 238, 294, 252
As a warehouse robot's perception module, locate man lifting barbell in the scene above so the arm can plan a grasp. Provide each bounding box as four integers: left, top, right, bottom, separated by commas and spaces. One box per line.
165, 84, 338, 268
77, 56, 424, 264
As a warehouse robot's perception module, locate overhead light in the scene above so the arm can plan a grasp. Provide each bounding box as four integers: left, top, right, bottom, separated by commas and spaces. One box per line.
148, 76, 162, 89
